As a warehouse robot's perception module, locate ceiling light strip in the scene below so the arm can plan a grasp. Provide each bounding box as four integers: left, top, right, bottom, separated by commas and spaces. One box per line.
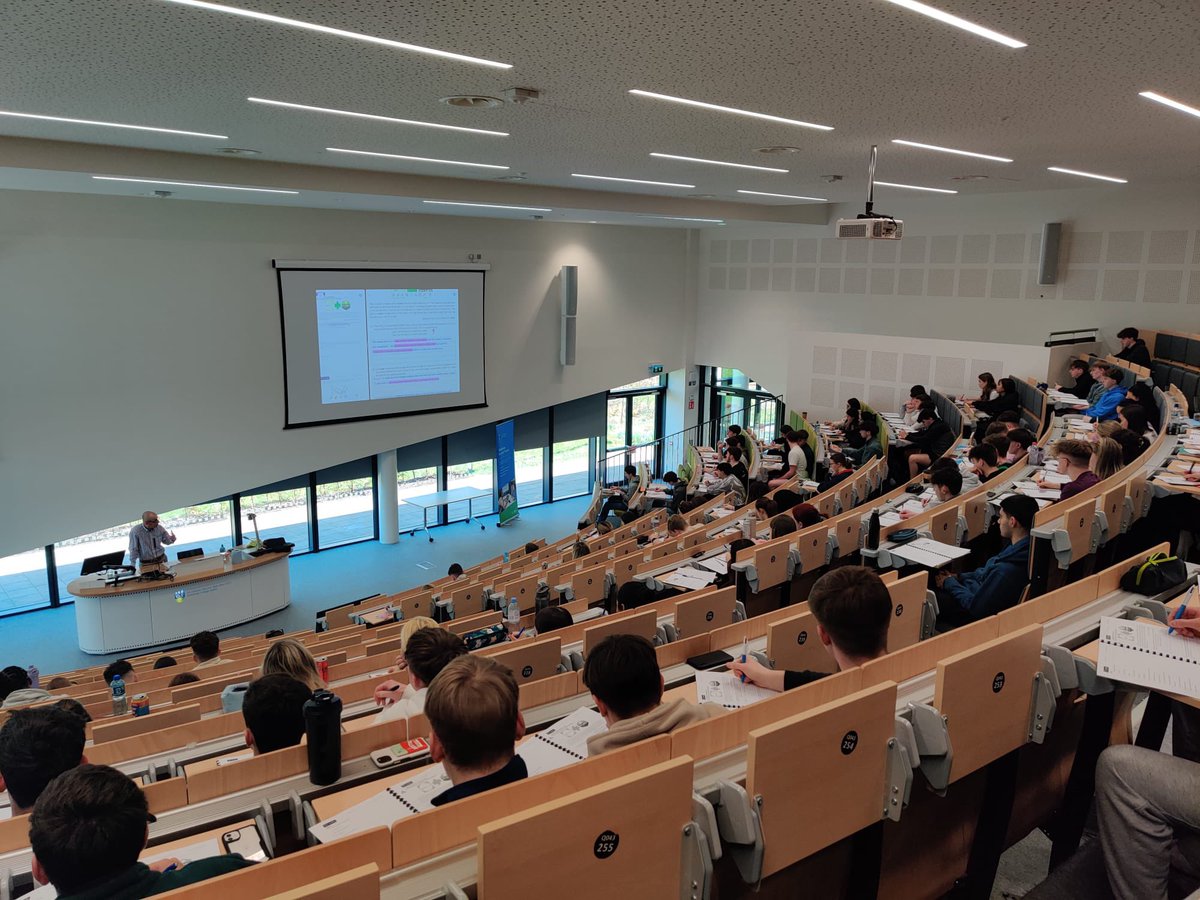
1138, 91, 1200, 120
92, 176, 298, 193
0, 109, 226, 139
873, 180, 958, 194
637, 215, 725, 223
248, 98, 509, 136
650, 152, 787, 173
422, 200, 552, 212
1046, 167, 1127, 184
736, 189, 827, 201
891, 138, 1013, 162
327, 148, 508, 169
572, 173, 695, 188
880, 0, 1026, 48
628, 89, 833, 131
157, 0, 512, 68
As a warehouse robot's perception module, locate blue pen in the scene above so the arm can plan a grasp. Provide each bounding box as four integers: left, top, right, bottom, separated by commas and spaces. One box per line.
739, 637, 748, 682
1168, 588, 1196, 635
163, 864, 178, 873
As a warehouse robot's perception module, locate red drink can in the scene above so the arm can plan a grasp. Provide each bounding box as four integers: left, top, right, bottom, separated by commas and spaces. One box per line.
316, 657, 329, 683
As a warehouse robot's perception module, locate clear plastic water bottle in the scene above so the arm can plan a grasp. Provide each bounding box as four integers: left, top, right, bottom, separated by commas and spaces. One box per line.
506, 596, 521, 626
110, 673, 128, 716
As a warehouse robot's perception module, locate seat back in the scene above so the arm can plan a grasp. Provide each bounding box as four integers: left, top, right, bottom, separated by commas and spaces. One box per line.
673, 586, 737, 639
885, 572, 928, 653
766, 609, 837, 674
484, 637, 563, 686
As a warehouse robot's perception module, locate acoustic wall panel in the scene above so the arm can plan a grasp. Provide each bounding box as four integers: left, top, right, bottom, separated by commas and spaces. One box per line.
1101, 270, 1140, 303
870, 351, 899, 383
1143, 270, 1184, 304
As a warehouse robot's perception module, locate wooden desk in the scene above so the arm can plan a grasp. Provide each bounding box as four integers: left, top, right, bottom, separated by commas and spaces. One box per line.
67, 552, 291, 654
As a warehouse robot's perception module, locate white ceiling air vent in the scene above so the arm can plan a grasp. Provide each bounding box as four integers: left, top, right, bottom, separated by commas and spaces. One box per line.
439, 95, 505, 109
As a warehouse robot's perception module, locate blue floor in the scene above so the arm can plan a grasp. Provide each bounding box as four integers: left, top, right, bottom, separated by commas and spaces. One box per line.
0, 494, 591, 675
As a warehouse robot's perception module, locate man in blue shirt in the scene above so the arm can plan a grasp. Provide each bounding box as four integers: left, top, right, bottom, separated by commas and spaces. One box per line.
935, 495, 1038, 628
1085, 365, 1127, 422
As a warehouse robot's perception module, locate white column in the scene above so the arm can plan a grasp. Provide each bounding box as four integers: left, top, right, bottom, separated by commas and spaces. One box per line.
377, 451, 399, 544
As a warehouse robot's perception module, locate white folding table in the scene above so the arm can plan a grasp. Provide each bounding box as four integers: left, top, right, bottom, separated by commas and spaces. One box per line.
401, 487, 492, 542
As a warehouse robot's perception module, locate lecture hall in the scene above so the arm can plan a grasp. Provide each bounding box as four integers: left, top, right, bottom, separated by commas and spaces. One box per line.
1, 1, 1199, 897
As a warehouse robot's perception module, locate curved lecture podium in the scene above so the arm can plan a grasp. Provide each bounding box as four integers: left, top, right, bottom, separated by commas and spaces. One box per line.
67, 552, 291, 654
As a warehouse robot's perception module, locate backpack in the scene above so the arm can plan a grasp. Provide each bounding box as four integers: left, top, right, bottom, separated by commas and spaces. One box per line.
1119, 552, 1188, 596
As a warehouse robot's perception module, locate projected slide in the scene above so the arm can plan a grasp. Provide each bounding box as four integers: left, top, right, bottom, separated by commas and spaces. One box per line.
316, 288, 461, 405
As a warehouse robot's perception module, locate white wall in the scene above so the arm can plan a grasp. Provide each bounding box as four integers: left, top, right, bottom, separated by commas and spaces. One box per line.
786, 331, 1051, 422
0, 191, 690, 555
695, 183, 1200, 399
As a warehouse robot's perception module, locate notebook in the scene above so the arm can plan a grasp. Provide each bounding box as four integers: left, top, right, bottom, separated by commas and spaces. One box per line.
888, 537, 970, 568
695, 670, 777, 709
660, 568, 719, 591
1097, 616, 1200, 700
518, 707, 608, 776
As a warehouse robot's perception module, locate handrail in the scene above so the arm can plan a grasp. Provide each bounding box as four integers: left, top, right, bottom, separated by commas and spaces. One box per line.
595, 393, 784, 485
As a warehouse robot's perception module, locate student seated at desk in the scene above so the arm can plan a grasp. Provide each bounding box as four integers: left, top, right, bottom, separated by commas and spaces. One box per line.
447, 563, 464, 580
995, 409, 1022, 431
902, 386, 928, 429
1054, 359, 1094, 400
534, 605, 573, 634
768, 514, 797, 539
583, 635, 721, 755
190, 630, 225, 670
169, 672, 199, 687
706, 462, 747, 506
1096, 422, 1149, 464
934, 495, 1037, 628
242, 674, 311, 754
925, 464, 965, 508
902, 406, 955, 478
968, 372, 999, 404
376, 628, 467, 723
0, 707, 87, 814
1085, 365, 1127, 422
968, 443, 1004, 482
524, 541, 540, 555
262, 638, 325, 692
1005, 427, 1036, 465
791, 503, 824, 528
728, 567, 892, 691
1126, 382, 1160, 429
1118, 402, 1157, 440
596, 465, 638, 524
30, 764, 254, 899
817, 453, 854, 493
837, 398, 866, 449
841, 418, 882, 465
724, 445, 750, 493
754, 498, 779, 522
769, 432, 810, 488
1047, 439, 1100, 500
103, 659, 137, 686
426, 655, 528, 805
660, 471, 686, 512
1114, 325, 1152, 369
0, 665, 50, 709
1090, 436, 1124, 481
968, 377, 1020, 419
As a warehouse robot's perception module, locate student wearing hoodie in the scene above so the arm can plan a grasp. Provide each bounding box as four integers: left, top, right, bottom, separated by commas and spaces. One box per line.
1114, 327, 1151, 369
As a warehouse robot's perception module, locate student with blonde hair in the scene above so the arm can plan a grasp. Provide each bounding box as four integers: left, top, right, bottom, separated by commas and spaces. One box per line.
370, 615, 439, 702
1090, 437, 1124, 481
1050, 439, 1100, 501
261, 639, 325, 692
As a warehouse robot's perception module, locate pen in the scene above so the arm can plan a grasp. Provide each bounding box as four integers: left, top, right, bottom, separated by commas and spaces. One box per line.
163, 864, 178, 873
515, 626, 526, 639
1168, 587, 1195, 635
739, 637, 748, 682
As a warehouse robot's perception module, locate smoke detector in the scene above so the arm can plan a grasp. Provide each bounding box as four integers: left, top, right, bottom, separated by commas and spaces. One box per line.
439, 95, 504, 109
756, 146, 802, 154
502, 87, 541, 104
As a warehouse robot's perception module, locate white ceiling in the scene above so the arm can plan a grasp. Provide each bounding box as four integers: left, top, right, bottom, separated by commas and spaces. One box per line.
1, 0, 1198, 214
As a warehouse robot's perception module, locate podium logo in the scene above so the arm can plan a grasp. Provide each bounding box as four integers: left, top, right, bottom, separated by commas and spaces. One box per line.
593, 830, 620, 859
174, 589, 186, 604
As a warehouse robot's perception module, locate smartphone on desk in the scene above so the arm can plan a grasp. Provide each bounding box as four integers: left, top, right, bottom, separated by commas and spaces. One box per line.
222, 825, 269, 861
370, 737, 430, 769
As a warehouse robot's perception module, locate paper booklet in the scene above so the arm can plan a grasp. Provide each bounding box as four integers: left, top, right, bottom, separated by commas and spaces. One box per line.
889, 537, 970, 568
695, 669, 777, 709
1097, 616, 1200, 700
308, 708, 607, 844
660, 568, 719, 591
697, 555, 730, 576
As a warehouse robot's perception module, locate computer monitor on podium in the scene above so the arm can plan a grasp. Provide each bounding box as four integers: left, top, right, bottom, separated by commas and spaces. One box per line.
80, 550, 126, 576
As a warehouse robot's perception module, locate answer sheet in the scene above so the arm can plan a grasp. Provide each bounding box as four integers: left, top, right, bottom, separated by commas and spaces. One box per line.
1098, 616, 1200, 700
696, 670, 778, 708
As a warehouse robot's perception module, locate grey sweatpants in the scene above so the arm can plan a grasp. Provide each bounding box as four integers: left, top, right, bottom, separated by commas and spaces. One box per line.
1096, 743, 1200, 900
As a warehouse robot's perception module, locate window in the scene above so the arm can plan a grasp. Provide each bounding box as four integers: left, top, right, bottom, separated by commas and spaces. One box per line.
397, 465, 439, 534
52, 519, 138, 602
552, 438, 591, 499
631, 394, 658, 445
514, 448, 545, 508
160, 501, 235, 560
606, 376, 665, 451
446, 459, 495, 522
316, 478, 374, 547
241, 488, 311, 554
0, 548, 51, 615
606, 397, 626, 448
705, 367, 782, 445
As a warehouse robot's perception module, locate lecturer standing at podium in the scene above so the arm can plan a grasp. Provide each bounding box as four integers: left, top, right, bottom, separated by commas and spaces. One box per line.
128, 511, 176, 573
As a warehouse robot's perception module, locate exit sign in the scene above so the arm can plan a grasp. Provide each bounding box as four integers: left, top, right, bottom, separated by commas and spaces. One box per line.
648, 364, 664, 375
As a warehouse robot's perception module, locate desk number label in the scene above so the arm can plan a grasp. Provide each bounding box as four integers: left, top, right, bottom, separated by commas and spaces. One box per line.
705, 610, 714, 622
841, 731, 858, 755
594, 830, 620, 859
992, 672, 1006, 693
522, 665, 533, 678
894, 604, 903, 617
797, 630, 808, 645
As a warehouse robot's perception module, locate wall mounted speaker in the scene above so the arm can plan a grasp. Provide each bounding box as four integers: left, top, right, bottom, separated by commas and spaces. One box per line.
1038, 223, 1062, 285
560, 265, 577, 366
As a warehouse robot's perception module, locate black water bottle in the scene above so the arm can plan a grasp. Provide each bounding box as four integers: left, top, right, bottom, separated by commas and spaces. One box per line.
866, 509, 881, 551
304, 690, 343, 786
534, 583, 551, 615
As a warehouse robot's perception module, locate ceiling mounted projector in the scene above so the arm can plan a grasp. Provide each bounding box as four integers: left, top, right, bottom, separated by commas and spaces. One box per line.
837, 144, 903, 240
